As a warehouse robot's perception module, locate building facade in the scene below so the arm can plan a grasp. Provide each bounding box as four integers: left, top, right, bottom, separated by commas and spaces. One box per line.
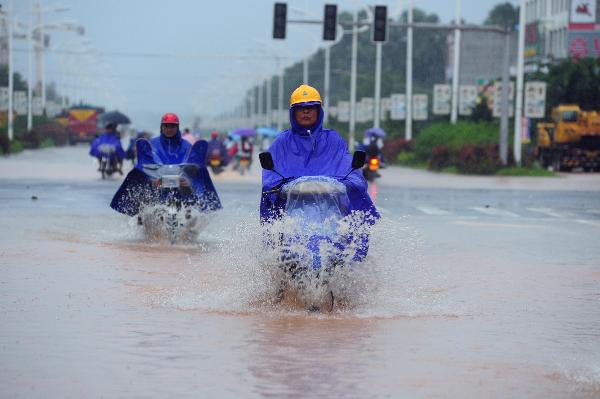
525, 0, 600, 61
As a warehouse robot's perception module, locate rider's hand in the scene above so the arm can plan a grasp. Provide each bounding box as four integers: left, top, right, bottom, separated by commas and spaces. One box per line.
152, 179, 161, 188
179, 178, 190, 188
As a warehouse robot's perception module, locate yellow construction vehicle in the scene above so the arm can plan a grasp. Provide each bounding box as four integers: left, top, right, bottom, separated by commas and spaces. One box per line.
536, 105, 600, 172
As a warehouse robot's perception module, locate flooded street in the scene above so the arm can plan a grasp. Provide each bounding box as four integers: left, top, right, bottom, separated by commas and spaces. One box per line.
1, 146, 600, 398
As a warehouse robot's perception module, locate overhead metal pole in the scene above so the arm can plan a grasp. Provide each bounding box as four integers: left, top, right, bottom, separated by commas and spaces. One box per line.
514, 0, 526, 166
323, 45, 331, 125
349, 10, 358, 151
450, 0, 462, 124
405, 4, 413, 140
40, 3, 46, 111
374, 42, 382, 128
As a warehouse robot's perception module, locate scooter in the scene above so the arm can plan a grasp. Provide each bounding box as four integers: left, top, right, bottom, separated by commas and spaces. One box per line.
238, 154, 251, 175
362, 155, 380, 182
260, 150, 366, 312
97, 143, 121, 179
208, 148, 225, 175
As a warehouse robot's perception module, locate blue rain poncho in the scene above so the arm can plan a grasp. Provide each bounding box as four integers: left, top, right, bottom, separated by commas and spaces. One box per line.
260, 103, 379, 223
89, 131, 125, 160
110, 130, 222, 216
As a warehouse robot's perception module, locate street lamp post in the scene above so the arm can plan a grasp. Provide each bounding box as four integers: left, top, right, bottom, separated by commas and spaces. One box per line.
450, 0, 462, 124
514, 0, 526, 166
349, 10, 358, 151
406, 4, 413, 140
7, 0, 14, 141
374, 41, 382, 128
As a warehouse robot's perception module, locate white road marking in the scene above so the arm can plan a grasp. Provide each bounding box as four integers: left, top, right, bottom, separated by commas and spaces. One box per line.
416, 206, 453, 216
452, 220, 544, 229
575, 219, 600, 228
471, 206, 519, 218
526, 207, 572, 219
586, 209, 600, 215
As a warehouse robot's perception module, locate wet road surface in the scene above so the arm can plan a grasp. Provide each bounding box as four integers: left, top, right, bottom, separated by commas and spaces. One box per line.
1, 146, 599, 398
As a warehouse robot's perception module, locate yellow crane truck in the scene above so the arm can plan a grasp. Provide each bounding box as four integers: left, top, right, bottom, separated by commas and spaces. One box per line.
536, 105, 600, 172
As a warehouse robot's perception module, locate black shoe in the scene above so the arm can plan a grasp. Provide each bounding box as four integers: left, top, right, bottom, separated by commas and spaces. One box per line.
137, 216, 143, 226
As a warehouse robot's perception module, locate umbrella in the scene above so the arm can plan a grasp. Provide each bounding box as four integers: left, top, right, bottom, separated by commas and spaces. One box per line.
256, 127, 278, 137
364, 127, 386, 138
232, 128, 257, 138
100, 110, 131, 125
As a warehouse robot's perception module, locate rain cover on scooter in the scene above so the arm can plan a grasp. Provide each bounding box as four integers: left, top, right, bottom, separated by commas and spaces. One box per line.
89, 132, 125, 160
110, 138, 222, 216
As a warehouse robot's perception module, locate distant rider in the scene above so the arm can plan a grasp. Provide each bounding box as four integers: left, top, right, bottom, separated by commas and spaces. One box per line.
182, 128, 197, 145
206, 131, 229, 166
110, 112, 222, 221
260, 84, 379, 259
89, 122, 126, 174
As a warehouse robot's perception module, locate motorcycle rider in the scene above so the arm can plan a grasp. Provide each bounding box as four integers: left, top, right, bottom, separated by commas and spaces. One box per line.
206, 131, 229, 166
260, 84, 379, 260
182, 128, 197, 145
110, 112, 222, 221
89, 122, 125, 174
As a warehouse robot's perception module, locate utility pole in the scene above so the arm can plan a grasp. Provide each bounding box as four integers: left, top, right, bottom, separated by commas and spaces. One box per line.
450, 0, 462, 124
303, 57, 308, 84
266, 78, 272, 127
499, 30, 510, 165
27, 0, 34, 130
405, 4, 413, 140
349, 10, 358, 151
514, 0, 526, 166
7, 0, 14, 141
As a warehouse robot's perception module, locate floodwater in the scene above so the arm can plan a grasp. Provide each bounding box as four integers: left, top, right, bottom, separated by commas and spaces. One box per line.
1, 146, 600, 398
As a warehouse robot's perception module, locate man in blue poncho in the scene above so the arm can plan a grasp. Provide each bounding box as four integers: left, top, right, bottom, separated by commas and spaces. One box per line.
110, 112, 221, 220
89, 122, 126, 174
260, 84, 379, 260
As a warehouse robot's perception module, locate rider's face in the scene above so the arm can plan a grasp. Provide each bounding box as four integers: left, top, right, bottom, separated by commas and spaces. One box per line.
161, 123, 178, 137
294, 105, 319, 128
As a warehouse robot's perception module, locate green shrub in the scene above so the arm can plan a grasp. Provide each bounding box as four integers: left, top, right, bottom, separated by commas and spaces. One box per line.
10, 139, 23, 154
0, 132, 9, 155
40, 138, 55, 148
456, 144, 501, 175
397, 151, 419, 166
414, 121, 500, 162
428, 145, 453, 170
382, 138, 413, 164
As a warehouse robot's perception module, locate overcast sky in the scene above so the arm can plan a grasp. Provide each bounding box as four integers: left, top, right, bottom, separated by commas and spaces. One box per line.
9, 0, 518, 131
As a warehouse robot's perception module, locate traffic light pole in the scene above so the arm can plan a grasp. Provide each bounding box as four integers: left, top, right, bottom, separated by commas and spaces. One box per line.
323, 45, 330, 125
450, 0, 461, 125
374, 42, 382, 129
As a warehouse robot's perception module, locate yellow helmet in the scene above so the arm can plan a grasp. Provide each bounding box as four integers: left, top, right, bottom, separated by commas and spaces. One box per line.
290, 84, 322, 107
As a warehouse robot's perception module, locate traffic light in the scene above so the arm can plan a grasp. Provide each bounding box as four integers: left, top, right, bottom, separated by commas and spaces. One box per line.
372, 5, 387, 43
323, 4, 337, 41
273, 3, 287, 40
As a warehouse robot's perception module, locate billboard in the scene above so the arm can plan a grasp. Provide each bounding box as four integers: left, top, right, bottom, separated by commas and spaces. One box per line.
568, 31, 600, 58
13, 91, 27, 115
337, 101, 350, 122
570, 0, 597, 25
493, 81, 515, 118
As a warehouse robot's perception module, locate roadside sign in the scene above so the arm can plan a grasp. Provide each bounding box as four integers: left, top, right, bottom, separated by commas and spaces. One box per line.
433, 84, 451, 115
32, 97, 43, 116
413, 94, 428, 121
390, 94, 406, 120
361, 97, 374, 122
0, 87, 8, 111
524, 81, 547, 118
13, 91, 27, 115
380, 97, 392, 120
337, 101, 350, 122
493, 81, 514, 118
521, 117, 531, 144
459, 85, 477, 116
